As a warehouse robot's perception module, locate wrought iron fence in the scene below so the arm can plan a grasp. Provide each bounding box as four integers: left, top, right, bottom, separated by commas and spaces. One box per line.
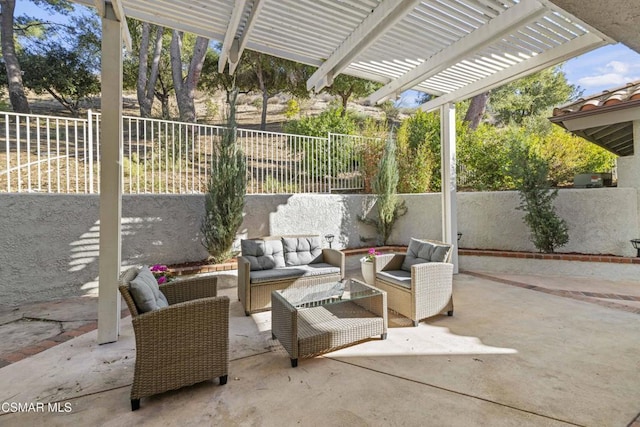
0, 111, 366, 194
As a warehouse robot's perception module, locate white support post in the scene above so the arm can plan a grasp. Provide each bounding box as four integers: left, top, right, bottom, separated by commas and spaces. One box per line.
98, 2, 123, 344
440, 103, 459, 274
87, 110, 94, 194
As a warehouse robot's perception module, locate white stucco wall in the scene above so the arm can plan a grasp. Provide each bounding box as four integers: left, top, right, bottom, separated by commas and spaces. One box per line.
1, 188, 638, 305
458, 188, 639, 257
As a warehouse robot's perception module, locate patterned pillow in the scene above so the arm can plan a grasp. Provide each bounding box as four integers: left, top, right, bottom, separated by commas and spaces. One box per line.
241, 239, 285, 270
401, 238, 451, 272
129, 266, 169, 313
282, 236, 324, 266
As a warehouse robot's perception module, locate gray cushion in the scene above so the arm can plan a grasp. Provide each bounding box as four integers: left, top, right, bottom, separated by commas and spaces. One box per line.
249, 263, 340, 284
241, 239, 285, 271
401, 238, 451, 272
282, 236, 324, 266
129, 266, 169, 313
377, 269, 412, 289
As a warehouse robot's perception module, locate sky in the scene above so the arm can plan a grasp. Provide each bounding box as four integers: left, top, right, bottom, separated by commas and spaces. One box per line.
561, 43, 640, 97
14, 2, 640, 102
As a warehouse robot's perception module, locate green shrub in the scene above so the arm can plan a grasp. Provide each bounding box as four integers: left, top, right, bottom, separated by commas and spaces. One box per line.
396, 110, 440, 192
509, 135, 569, 253
359, 135, 407, 245
264, 175, 299, 193
358, 119, 387, 193
456, 124, 515, 191
283, 107, 358, 178
528, 126, 617, 186
201, 90, 247, 263
284, 99, 300, 119
283, 107, 357, 137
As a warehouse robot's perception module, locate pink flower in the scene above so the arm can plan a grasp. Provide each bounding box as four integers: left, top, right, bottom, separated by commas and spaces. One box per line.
157, 275, 167, 284
364, 248, 380, 262
150, 264, 168, 272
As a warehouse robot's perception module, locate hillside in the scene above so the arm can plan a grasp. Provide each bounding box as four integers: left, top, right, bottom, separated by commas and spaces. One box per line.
25, 90, 404, 133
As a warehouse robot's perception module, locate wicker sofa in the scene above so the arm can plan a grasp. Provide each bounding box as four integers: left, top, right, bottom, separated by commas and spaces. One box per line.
237, 235, 345, 315
373, 238, 454, 326
119, 267, 229, 411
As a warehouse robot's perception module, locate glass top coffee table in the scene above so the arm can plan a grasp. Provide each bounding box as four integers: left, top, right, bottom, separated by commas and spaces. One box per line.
271, 279, 387, 367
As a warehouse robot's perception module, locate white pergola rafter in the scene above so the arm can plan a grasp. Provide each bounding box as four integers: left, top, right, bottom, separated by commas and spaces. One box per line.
418, 32, 606, 112
228, 0, 264, 74
366, 0, 547, 104
218, 0, 250, 73
306, 0, 423, 93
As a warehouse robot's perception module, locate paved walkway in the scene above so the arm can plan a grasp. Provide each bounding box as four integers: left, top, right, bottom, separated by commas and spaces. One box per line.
0, 261, 639, 426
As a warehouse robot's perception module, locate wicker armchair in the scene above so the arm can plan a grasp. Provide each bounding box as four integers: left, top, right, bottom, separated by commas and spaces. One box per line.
373, 239, 454, 326
119, 267, 229, 411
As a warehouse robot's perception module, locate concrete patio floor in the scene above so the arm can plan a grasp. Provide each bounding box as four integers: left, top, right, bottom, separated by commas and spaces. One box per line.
1, 258, 639, 427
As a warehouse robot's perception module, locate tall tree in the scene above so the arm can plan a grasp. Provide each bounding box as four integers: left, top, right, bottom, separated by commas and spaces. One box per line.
489, 66, 579, 126
17, 8, 100, 115
1, 0, 30, 112
136, 23, 164, 118
463, 92, 489, 130
170, 30, 208, 122
124, 19, 175, 119
20, 43, 100, 116
200, 48, 254, 104
1, 0, 76, 113
244, 51, 312, 130
324, 74, 381, 116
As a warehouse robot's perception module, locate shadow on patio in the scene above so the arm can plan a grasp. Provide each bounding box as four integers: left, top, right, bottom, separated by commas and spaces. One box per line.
0, 257, 639, 426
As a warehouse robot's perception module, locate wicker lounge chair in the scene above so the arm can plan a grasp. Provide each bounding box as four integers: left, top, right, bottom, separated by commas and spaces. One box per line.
119, 267, 229, 411
373, 239, 454, 326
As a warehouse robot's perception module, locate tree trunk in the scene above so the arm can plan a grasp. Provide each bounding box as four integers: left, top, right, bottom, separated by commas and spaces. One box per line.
463, 92, 489, 130
155, 74, 171, 120
137, 24, 164, 118
255, 60, 268, 131
261, 90, 268, 131
340, 92, 350, 117
137, 23, 151, 117
158, 93, 170, 120
170, 31, 208, 123
0, 0, 30, 113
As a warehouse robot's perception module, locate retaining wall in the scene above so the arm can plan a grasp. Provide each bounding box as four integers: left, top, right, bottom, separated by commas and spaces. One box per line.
1, 188, 638, 305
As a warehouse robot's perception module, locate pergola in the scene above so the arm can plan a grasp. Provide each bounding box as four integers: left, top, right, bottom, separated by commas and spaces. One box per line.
74, 0, 617, 343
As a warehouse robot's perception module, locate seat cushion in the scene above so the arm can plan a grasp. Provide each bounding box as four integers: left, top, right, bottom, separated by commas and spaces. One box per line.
401, 238, 451, 271
249, 263, 340, 284
241, 239, 285, 271
129, 266, 169, 313
282, 236, 324, 266
377, 269, 412, 289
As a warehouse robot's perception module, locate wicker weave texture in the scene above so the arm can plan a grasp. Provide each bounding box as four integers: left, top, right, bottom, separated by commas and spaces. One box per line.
119, 268, 229, 403
271, 281, 387, 364
374, 241, 454, 324
238, 247, 345, 314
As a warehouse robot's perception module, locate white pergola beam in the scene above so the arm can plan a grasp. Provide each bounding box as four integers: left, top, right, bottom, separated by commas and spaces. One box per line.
111, 0, 132, 51
218, 0, 249, 73
95, 0, 132, 51
229, 0, 264, 74
367, 0, 547, 104
306, 0, 422, 92
419, 32, 607, 112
